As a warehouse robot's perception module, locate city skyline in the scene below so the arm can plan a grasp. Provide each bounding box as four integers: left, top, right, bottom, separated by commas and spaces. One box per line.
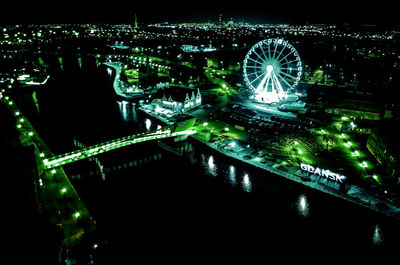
2, 5, 400, 264
1, 1, 399, 26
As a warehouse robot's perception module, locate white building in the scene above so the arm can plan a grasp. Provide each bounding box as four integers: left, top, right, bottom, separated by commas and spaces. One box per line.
155, 88, 202, 113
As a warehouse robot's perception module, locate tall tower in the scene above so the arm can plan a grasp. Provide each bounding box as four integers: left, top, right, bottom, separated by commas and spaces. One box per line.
218, 14, 223, 24
134, 13, 138, 29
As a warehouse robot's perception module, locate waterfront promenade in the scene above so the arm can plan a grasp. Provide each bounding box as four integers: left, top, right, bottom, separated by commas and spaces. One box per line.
103, 62, 143, 99
2, 95, 96, 250
139, 105, 400, 220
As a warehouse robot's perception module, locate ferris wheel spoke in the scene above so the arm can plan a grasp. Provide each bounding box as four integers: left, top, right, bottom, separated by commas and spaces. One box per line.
267, 43, 271, 59
246, 57, 264, 65
277, 73, 295, 89
272, 42, 279, 59
278, 49, 295, 63
246, 70, 264, 77
250, 72, 266, 86
252, 50, 267, 64
280, 59, 298, 66
259, 44, 269, 61
275, 45, 286, 62
246, 65, 263, 69
279, 71, 298, 81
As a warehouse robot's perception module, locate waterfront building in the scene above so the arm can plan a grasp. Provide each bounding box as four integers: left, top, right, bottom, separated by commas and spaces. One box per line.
154, 88, 202, 113
367, 122, 400, 183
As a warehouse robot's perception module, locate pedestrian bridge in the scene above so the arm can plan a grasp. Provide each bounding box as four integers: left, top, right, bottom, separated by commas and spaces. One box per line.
43, 118, 196, 170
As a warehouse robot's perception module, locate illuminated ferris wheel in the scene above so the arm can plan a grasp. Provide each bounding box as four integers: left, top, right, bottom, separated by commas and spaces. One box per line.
243, 38, 302, 103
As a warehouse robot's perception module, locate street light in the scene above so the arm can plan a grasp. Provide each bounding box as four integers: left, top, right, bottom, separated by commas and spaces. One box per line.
298, 149, 303, 155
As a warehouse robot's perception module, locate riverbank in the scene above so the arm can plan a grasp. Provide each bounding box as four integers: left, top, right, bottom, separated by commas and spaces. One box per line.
103, 62, 143, 99
138, 106, 400, 220
1, 95, 97, 250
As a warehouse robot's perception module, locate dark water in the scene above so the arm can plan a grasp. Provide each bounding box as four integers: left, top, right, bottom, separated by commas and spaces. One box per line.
22, 57, 400, 262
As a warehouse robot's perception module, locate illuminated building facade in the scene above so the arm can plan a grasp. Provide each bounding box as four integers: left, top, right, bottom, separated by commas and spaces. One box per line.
154, 88, 201, 113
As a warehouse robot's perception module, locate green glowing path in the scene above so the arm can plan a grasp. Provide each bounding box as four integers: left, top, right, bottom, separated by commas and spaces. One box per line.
3, 95, 95, 250
42, 119, 196, 170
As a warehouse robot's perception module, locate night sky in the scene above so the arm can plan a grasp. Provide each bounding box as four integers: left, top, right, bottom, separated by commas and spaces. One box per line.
1, 1, 399, 26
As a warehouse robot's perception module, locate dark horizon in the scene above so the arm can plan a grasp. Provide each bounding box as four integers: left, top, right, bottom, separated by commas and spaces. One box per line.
1, 1, 399, 27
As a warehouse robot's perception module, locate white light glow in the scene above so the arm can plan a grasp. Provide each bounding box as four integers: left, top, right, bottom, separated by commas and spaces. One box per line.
228, 165, 236, 185
242, 173, 252, 192
296, 194, 309, 217
145, 119, 151, 131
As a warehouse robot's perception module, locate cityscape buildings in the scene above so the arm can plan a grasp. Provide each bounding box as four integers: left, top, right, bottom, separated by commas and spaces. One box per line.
2, 7, 400, 264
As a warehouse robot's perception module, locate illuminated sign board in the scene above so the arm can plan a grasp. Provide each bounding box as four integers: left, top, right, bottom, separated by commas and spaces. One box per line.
300, 163, 346, 183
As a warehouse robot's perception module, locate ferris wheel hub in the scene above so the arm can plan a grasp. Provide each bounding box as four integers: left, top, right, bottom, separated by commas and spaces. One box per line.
266, 65, 274, 72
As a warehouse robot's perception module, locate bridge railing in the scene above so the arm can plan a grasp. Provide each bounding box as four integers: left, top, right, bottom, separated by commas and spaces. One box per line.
42, 124, 196, 170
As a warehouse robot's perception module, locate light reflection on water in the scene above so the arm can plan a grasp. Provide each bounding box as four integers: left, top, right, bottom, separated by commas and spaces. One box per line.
228, 165, 236, 185
118, 101, 129, 122
145, 118, 152, 131
296, 194, 310, 218
207, 155, 217, 176
372, 223, 383, 246
242, 173, 252, 193
107, 67, 113, 76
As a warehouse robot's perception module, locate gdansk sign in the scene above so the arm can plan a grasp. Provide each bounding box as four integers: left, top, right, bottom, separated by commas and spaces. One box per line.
300, 163, 346, 183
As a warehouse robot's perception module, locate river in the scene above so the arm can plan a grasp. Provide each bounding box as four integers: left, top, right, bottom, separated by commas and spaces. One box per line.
21, 56, 400, 261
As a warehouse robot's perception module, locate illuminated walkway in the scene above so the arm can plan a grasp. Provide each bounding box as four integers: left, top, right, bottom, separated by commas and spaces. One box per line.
2, 94, 96, 251
42, 119, 196, 170
1, 93, 195, 256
